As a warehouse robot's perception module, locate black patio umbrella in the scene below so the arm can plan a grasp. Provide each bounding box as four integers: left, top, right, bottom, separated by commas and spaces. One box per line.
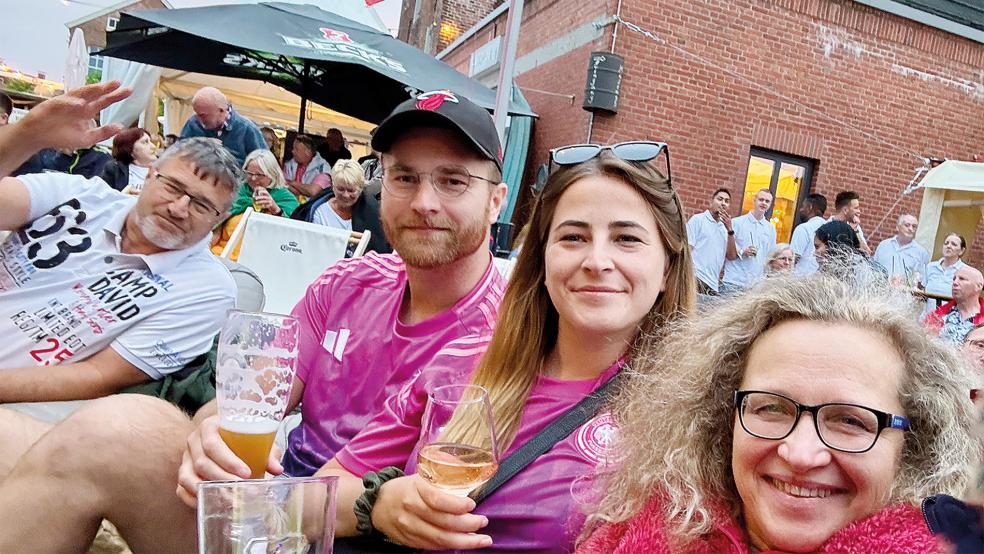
98, 2, 536, 127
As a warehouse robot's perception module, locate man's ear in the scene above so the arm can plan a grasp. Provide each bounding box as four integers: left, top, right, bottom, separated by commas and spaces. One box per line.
488, 181, 508, 224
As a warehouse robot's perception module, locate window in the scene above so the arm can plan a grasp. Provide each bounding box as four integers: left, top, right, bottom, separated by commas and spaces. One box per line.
87, 46, 104, 84
740, 148, 816, 243
106, 16, 119, 32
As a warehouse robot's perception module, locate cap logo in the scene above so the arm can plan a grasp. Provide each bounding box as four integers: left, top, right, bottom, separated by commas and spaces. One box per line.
319, 28, 352, 43
416, 90, 459, 112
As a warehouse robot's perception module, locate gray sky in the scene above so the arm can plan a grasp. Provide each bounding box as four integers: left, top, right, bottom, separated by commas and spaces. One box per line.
0, 0, 403, 81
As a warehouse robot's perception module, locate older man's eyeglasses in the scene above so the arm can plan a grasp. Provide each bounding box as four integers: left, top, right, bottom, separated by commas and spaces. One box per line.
153, 174, 222, 218
381, 164, 497, 199
734, 390, 910, 454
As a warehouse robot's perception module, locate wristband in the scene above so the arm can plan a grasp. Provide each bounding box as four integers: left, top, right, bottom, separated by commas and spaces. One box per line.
727, 230, 735, 236
353, 466, 405, 536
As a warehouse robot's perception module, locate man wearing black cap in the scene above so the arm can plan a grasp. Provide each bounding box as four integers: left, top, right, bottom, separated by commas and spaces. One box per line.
0, 91, 509, 553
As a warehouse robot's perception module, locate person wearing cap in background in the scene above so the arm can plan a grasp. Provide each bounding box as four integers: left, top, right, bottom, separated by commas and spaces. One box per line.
0, 89, 509, 552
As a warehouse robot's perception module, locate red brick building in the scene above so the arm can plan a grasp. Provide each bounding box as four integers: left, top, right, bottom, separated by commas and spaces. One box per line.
405, 0, 984, 261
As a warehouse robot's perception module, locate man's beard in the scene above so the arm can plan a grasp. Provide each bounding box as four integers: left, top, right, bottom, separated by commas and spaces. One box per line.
383, 206, 490, 270
134, 212, 198, 251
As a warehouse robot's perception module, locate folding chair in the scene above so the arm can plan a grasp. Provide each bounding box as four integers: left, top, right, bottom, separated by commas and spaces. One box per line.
219, 208, 370, 315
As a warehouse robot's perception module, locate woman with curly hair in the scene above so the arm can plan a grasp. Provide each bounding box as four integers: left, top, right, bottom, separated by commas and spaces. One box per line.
578, 270, 981, 553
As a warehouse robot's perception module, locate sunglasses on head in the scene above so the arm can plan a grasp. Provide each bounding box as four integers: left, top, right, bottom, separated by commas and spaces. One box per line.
548, 140, 671, 184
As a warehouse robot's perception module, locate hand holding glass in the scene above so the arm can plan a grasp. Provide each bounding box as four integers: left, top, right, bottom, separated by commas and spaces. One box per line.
216, 310, 300, 479
416, 384, 499, 497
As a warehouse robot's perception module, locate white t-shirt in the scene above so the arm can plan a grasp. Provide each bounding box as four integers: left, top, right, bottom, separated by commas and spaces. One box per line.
0, 174, 236, 378
872, 236, 929, 278
128, 164, 149, 191
722, 212, 777, 287
686, 210, 728, 292
312, 202, 353, 232
790, 216, 827, 276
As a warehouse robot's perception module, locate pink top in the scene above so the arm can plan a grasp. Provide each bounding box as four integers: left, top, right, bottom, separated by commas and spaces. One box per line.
282, 252, 504, 476
336, 359, 624, 553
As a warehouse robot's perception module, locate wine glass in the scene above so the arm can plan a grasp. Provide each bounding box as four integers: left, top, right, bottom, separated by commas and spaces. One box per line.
416, 384, 499, 497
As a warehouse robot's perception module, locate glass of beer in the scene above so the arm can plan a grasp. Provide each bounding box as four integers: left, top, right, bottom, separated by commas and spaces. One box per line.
215, 310, 300, 479
416, 384, 499, 497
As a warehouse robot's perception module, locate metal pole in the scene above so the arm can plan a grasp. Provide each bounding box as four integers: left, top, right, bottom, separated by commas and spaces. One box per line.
492, 0, 524, 145
298, 60, 310, 134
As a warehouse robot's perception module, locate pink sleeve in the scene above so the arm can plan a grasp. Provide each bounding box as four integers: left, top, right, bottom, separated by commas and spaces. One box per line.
335, 372, 428, 475
312, 173, 332, 190
289, 271, 334, 384
334, 336, 492, 475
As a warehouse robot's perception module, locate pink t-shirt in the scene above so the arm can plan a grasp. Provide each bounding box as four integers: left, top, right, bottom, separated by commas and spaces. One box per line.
336, 360, 624, 553
282, 252, 505, 477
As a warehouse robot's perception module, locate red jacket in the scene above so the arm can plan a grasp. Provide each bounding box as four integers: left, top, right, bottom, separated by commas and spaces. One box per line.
923, 297, 984, 337
577, 495, 944, 554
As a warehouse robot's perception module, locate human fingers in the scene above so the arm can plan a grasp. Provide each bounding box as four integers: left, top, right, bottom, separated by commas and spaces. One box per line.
415, 478, 482, 517
176, 449, 202, 509
84, 123, 124, 146
72, 80, 123, 102
193, 416, 252, 479
394, 518, 492, 551
267, 443, 284, 475
87, 85, 133, 115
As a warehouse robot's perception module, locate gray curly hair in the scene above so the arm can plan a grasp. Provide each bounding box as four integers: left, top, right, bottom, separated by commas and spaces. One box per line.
582, 268, 981, 544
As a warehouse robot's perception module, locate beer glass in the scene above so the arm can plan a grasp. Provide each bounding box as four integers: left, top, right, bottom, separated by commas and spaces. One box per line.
216, 310, 300, 479
198, 475, 337, 554
416, 385, 498, 497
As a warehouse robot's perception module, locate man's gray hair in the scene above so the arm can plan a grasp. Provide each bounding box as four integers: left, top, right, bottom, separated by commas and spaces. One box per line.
157, 137, 243, 201
897, 213, 917, 226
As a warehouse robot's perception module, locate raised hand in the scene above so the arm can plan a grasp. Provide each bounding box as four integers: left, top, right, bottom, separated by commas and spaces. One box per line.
16, 81, 132, 152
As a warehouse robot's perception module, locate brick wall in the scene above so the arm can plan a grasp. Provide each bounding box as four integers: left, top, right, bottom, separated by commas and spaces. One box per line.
441, 0, 984, 264
69, 0, 167, 49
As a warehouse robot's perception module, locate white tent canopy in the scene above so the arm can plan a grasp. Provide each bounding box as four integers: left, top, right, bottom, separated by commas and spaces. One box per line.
914, 160, 984, 259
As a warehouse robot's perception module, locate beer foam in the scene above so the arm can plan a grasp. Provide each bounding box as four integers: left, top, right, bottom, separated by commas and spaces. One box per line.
220, 417, 280, 435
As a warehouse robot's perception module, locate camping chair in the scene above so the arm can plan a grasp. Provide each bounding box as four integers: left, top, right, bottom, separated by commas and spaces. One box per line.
219, 208, 370, 315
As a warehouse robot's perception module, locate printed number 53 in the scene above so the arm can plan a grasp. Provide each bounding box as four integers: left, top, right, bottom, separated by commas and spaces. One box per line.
29, 338, 73, 366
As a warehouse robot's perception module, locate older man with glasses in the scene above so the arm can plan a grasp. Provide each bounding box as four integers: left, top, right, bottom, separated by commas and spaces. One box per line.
0, 82, 238, 423
0, 89, 510, 553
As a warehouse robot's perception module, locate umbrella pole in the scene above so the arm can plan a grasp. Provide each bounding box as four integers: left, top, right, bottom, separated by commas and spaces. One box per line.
298, 60, 310, 134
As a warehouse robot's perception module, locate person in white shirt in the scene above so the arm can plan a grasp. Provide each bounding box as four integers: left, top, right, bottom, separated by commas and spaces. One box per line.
872, 214, 929, 283
921, 232, 967, 315
0, 82, 238, 417
790, 193, 828, 276
829, 190, 871, 256
686, 187, 735, 294
721, 188, 777, 293
312, 159, 363, 231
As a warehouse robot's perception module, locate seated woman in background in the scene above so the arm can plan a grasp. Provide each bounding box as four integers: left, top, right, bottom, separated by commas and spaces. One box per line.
210, 149, 299, 257
99, 127, 157, 192
283, 134, 332, 199
764, 243, 794, 275
577, 271, 980, 553
291, 159, 391, 254
317, 142, 695, 552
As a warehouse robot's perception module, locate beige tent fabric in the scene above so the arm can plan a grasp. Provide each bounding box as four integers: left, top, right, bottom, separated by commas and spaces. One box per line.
914, 161, 984, 259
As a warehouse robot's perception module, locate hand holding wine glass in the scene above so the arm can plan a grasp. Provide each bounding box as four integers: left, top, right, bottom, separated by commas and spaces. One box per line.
416, 384, 499, 497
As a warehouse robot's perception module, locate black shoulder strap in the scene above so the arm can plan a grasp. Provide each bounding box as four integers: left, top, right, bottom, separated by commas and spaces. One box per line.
471, 371, 624, 504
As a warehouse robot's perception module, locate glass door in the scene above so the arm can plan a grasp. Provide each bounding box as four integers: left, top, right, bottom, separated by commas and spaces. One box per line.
740, 148, 816, 243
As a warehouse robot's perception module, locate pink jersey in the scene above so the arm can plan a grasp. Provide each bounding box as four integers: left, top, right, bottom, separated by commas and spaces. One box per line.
282, 252, 505, 477
336, 359, 624, 553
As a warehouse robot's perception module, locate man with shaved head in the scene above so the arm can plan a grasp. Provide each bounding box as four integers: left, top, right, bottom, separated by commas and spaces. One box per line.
925, 265, 984, 344
179, 86, 267, 164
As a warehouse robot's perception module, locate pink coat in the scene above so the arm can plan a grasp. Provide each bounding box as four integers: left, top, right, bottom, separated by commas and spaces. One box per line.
576, 495, 945, 554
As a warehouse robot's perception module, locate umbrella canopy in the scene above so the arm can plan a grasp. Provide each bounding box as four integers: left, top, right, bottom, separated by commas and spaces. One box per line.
98, 2, 536, 123
65, 28, 89, 92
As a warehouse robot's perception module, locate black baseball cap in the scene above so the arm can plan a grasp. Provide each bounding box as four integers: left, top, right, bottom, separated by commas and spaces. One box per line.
372, 90, 503, 171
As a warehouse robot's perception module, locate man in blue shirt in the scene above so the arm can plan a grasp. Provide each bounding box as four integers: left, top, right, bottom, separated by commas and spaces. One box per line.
179, 86, 266, 165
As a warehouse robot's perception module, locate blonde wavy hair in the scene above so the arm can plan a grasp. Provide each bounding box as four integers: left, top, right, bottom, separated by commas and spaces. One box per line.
446, 151, 697, 452
582, 269, 981, 545
331, 159, 365, 190
243, 149, 286, 189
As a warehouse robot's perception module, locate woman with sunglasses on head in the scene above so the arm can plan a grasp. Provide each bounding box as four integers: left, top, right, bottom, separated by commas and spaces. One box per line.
577, 272, 980, 553
317, 141, 695, 552
210, 149, 299, 256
